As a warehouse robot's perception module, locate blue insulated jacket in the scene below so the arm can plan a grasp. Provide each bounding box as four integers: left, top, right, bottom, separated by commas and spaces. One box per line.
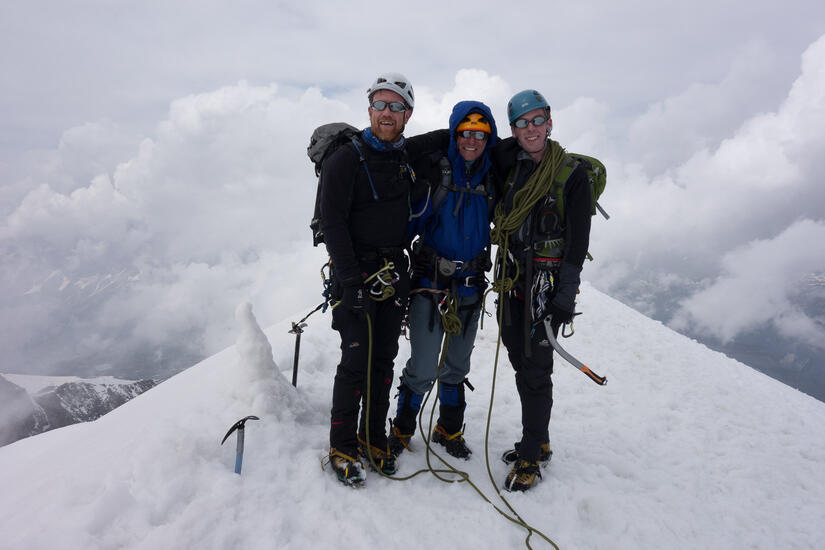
409, 100, 498, 295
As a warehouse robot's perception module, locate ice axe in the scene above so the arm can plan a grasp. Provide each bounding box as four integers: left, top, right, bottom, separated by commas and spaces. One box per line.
288, 300, 327, 388
288, 321, 307, 387
543, 317, 607, 386
221, 415, 260, 474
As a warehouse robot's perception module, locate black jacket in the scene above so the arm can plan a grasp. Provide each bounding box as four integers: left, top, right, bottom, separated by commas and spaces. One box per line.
319, 132, 445, 286
319, 142, 411, 285
492, 137, 592, 311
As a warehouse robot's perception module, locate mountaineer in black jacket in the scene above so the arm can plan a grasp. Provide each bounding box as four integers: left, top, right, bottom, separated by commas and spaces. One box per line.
319, 72, 434, 487
491, 89, 592, 492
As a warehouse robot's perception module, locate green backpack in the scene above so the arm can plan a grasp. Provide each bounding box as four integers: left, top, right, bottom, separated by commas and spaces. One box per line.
550, 153, 609, 221
532, 153, 608, 262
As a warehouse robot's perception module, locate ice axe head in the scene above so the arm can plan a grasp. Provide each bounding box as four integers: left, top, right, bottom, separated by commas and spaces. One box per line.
289, 322, 307, 335
221, 415, 260, 445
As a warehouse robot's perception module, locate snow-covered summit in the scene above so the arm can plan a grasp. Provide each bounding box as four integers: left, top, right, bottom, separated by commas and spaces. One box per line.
0, 285, 823, 549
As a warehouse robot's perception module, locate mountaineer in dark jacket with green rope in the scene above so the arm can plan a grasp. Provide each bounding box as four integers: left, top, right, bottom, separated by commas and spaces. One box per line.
388, 100, 498, 461
320, 72, 418, 487
491, 89, 592, 492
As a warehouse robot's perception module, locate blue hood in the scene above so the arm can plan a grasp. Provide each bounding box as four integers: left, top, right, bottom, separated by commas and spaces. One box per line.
447, 100, 498, 189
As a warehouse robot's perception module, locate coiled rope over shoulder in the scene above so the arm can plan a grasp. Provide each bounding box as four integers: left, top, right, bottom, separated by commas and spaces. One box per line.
483, 140, 567, 328
490, 139, 567, 252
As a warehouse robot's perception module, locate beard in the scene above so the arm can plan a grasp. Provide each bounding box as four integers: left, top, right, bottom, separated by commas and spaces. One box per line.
370, 118, 405, 142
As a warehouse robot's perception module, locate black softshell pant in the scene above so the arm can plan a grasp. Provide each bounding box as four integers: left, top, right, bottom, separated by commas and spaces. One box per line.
329, 266, 409, 454
499, 294, 561, 463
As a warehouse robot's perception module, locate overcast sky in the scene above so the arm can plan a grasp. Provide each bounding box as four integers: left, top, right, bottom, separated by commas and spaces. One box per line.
2, 1, 824, 379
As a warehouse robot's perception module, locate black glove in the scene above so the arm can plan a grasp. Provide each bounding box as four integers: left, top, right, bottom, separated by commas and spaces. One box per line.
546, 299, 575, 324
340, 284, 374, 319
548, 261, 581, 324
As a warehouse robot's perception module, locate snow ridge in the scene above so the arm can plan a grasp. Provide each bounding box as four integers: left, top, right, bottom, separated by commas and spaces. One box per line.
0, 286, 823, 549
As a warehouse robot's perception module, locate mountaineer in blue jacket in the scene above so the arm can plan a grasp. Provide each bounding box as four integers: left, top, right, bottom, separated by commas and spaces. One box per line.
388, 100, 498, 460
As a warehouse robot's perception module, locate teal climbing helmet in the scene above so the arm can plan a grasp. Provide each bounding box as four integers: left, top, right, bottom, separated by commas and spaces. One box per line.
507, 89, 550, 124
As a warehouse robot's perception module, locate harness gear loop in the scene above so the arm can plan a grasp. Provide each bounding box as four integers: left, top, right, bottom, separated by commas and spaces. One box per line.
364, 259, 399, 302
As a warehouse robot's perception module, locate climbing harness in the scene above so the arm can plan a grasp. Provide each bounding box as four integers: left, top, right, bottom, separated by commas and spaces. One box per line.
364, 259, 399, 302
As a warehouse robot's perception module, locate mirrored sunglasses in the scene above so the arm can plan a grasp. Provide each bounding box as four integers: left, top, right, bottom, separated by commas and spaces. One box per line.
371, 100, 407, 112
513, 115, 548, 129
457, 130, 488, 140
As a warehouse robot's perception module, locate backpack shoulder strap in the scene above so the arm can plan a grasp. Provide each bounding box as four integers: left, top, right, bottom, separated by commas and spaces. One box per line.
431, 157, 452, 211
348, 136, 379, 201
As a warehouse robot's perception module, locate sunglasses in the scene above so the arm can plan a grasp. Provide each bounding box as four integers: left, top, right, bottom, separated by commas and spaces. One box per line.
371, 100, 407, 112
457, 130, 488, 140
513, 115, 548, 129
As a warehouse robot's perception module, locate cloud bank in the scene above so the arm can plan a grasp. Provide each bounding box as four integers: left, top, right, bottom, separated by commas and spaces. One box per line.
589, 34, 825, 348
2, 33, 824, 386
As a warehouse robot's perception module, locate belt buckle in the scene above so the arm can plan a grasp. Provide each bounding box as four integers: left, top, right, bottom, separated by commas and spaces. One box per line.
437, 257, 460, 277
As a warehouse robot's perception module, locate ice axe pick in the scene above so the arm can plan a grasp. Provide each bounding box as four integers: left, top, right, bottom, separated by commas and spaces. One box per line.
221, 415, 260, 474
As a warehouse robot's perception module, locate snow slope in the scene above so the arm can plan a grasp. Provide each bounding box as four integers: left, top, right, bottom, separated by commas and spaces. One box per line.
0, 284, 823, 550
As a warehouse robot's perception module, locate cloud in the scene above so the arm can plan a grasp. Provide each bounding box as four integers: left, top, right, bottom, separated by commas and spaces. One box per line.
2, 29, 825, 382
671, 219, 825, 348
0, 80, 354, 376
588, 32, 825, 349
554, 97, 611, 154
0, 72, 519, 378
408, 69, 513, 135
626, 40, 783, 175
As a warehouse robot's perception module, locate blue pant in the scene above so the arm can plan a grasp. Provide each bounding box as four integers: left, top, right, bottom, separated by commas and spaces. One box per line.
401, 292, 482, 395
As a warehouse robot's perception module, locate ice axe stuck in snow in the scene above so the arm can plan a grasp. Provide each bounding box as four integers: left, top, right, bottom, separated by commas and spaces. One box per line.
288, 321, 308, 387
287, 294, 329, 388
221, 415, 260, 474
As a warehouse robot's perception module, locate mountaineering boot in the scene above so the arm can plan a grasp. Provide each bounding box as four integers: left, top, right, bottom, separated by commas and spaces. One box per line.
433, 381, 470, 458
431, 424, 472, 459
388, 422, 413, 458
357, 437, 397, 475
388, 381, 423, 458
501, 441, 552, 466
327, 448, 366, 488
504, 459, 542, 492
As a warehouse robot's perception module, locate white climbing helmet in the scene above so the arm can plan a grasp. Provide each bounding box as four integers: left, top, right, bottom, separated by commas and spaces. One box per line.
367, 72, 415, 109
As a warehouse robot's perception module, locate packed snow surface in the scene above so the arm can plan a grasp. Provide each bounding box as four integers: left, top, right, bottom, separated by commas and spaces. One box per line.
1, 285, 823, 549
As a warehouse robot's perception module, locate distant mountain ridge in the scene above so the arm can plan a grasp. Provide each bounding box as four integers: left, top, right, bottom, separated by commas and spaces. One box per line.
0, 373, 156, 446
